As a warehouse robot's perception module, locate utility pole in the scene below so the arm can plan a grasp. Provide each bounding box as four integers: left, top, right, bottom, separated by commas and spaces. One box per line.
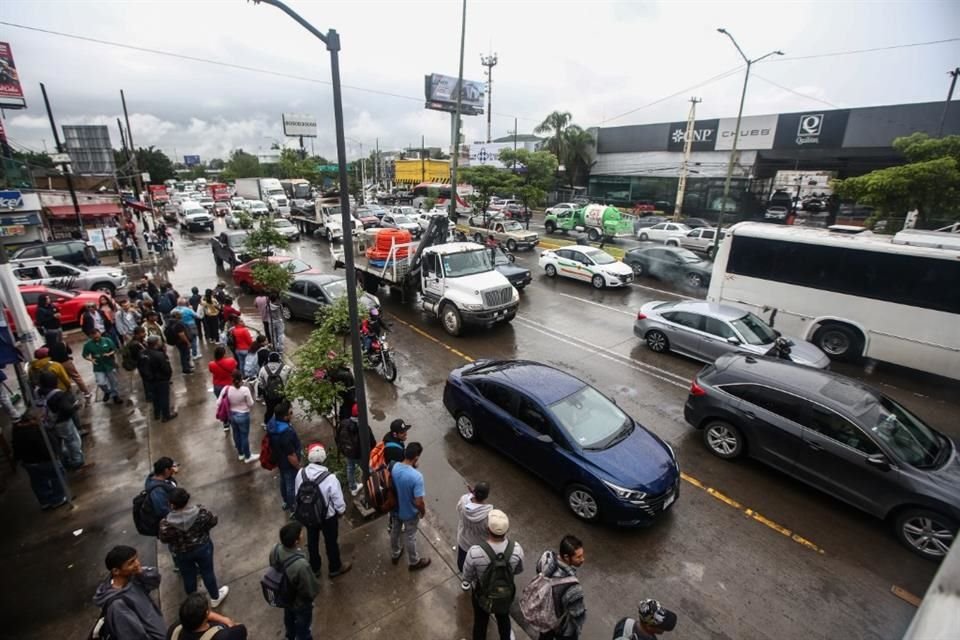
673, 97, 701, 221
121, 90, 143, 201
448, 0, 467, 221
481, 52, 498, 143
421, 134, 425, 183
40, 83, 83, 236
937, 67, 960, 137
375, 137, 380, 188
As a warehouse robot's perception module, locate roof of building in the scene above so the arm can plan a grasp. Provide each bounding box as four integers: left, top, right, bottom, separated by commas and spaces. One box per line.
492, 134, 543, 143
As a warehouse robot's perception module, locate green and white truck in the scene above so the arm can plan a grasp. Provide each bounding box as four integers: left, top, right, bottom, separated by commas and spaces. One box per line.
543, 204, 634, 241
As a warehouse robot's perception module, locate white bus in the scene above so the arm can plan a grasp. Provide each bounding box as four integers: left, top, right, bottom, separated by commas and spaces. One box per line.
707, 222, 960, 380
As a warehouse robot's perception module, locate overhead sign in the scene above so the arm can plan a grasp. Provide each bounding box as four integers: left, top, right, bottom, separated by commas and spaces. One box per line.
0, 42, 26, 109
49, 152, 72, 164
424, 73, 485, 116
714, 114, 779, 151
282, 113, 318, 138
467, 143, 512, 168
315, 164, 340, 172
0, 190, 24, 210
666, 118, 719, 152
774, 110, 850, 149
183, 155, 201, 167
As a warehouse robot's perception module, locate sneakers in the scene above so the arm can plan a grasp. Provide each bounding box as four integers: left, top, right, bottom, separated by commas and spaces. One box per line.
329, 562, 353, 579
222, 424, 230, 433
460, 580, 471, 591
408, 558, 431, 572
244, 454, 260, 464
210, 586, 229, 608
238, 455, 245, 461
192, 354, 202, 360
349, 483, 362, 496
391, 548, 403, 565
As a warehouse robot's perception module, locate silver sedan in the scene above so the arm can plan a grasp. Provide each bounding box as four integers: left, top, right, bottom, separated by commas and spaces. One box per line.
633, 300, 829, 368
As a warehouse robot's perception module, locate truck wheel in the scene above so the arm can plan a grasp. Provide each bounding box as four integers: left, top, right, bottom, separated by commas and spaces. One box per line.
504, 309, 516, 322
813, 323, 863, 362
506, 239, 517, 252
706, 246, 716, 259
545, 264, 557, 277
440, 303, 462, 336
545, 221, 556, 234
587, 228, 600, 242
591, 274, 605, 289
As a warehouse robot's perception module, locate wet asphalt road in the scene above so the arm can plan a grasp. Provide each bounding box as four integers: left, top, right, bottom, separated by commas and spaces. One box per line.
142, 220, 958, 638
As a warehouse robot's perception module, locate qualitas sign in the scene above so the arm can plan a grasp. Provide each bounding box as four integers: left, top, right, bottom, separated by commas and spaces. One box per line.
773, 110, 850, 149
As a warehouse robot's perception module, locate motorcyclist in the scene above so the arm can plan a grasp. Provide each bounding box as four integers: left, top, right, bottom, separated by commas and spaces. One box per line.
360, 308, 384, 356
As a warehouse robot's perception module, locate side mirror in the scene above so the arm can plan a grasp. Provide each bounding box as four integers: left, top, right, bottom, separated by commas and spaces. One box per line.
865, 453, 891, 471
536, 434, 553, 444
726, 337, 741, 345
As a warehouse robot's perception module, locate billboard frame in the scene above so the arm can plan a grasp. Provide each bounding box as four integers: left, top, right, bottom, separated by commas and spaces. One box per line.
282, 113, 318, 138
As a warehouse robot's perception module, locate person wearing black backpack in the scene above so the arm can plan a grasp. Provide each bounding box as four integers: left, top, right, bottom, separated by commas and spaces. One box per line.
92, 545, 166, 640
268, 522, 318, 640
141, 457, 179, 536
257, 352, 289, 427
462, 509, 525, 640
293, 444, 352, 579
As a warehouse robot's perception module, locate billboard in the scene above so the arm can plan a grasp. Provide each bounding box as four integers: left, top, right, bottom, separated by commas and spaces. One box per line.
467, 143, 512, 168
666, 118, 719, 152
714, 114, 779, 151
424, 73, 484, 116
774, 110, 850, 149
282, 113, 317, 138
183, 155, 201, 167
62, 125, 115, 175
0, 42, 26, 109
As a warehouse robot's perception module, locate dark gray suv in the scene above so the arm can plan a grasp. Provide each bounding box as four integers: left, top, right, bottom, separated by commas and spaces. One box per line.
684, 353, 959, 560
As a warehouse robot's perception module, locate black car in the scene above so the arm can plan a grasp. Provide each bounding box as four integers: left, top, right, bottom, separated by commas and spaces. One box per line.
282, 274, 380, 321
12, 240, 100, 266
489, 246, 531, 291
623, 246, 712, 288
685, 353, 959, 560
681, 217, 711, 229
210, 230, 270, 269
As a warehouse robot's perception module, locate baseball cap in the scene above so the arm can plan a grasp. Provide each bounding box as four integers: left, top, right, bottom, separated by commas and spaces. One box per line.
33, 347, 49, 359
351, 403, 359, 418
307, 443, 327, 464
389, 419, 412, 434
638, 599, 677, 631
487, 509, 509, 536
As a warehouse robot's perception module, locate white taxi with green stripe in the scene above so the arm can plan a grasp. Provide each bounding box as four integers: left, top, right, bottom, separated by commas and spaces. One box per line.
539, 245, 634, 289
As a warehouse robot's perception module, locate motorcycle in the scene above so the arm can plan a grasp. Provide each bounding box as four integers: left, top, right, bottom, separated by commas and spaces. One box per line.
769, 336, 794, 361
363, 335, 398, 383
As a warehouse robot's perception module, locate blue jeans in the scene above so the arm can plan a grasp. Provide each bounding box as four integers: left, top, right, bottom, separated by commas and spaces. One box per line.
346, 458, 359, 489
187, 326, 199, 357
279, 467, 297, 510
283, 605, 313, 640
51, 419, 84, 468
173, 540, 220, 599
231, 411, 251, 458
235, 350, 248, 376
176, 343, 191, 373
94, 370, 120, 399
22, 462, 66, 507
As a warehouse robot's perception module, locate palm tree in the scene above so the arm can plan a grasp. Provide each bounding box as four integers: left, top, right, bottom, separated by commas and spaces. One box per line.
562, 125, 595, 188
534, 111, 573, 159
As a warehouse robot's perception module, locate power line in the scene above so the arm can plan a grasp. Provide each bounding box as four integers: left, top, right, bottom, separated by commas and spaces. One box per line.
752, 74, 841, 109
770, 37, 960, 62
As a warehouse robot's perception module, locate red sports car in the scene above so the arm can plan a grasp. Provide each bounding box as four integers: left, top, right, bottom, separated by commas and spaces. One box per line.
10, 285, 104, 330
232, 256, 321, 293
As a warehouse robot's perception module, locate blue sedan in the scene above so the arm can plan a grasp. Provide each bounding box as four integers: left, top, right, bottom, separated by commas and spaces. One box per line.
442, 360, 680, 526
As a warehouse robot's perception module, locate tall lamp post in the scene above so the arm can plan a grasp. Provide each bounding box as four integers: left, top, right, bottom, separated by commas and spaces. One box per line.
713, 28, 783, 252
346, 137, 365, 203
252, 0, 373, 483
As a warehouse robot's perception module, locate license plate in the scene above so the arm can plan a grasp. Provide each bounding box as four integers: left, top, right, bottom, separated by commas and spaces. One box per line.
663, 493, 675, 509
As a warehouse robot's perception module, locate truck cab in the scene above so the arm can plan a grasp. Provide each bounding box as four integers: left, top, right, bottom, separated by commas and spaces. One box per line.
260, 178, 291, 215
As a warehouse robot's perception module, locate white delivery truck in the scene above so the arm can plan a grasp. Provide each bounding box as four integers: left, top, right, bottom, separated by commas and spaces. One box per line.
235, 178, 291, 215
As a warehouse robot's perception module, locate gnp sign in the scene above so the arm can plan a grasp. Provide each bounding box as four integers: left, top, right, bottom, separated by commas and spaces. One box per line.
666, 119, 718, 152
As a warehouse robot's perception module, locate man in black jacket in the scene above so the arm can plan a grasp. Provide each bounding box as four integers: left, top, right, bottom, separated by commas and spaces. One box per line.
165, 311, 193, 375
140, 336, 177, 422
35, 294, 63, 342
11, 412, 69, 509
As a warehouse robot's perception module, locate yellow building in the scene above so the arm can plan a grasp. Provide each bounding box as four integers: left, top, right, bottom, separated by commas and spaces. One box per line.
393, 158, 450, 185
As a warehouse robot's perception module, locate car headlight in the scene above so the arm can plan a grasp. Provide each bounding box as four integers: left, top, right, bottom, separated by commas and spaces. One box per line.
601, 479, 646, 502
462, 303, 484, 311
108, 272, 122, 278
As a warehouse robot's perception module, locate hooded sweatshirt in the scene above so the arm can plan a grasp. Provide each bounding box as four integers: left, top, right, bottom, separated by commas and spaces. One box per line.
92, 567, 166, 640
536, 549, 586, 637
267, 418, 301, 470
268, 544, 317, 610
158, 505, 218, 554
456, 493, 494, 552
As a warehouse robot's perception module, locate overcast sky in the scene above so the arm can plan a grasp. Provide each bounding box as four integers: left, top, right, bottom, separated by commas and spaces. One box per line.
1, 0, 958, 164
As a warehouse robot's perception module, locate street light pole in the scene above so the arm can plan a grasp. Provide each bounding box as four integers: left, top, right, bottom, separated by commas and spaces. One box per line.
713, 28, 783, 252
448, 0, 467, 222
252, 0, 372, 482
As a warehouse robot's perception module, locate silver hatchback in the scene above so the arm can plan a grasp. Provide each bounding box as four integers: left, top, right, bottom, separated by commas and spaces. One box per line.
634, 300, 829, 368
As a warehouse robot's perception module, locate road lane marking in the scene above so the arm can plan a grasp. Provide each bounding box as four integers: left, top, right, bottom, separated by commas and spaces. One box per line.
681, 472, 825, 554
630, 281, 697, 300
388, 307, 826, 556
557, 293, 636, 317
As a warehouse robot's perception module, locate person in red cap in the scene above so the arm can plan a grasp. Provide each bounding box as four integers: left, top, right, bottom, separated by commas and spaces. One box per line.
28, 347, 71, 392
293, 443, 352, 579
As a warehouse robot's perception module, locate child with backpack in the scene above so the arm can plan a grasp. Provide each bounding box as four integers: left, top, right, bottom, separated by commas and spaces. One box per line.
292, 444, 352, 579
461, 509, 524, 640
264, 523, 318, 640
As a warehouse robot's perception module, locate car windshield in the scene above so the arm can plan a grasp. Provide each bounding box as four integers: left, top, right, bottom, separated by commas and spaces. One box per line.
393, 215, 413, 224
584, 250, 615, 265
501, 221, 523, 232
399, 208, 416, 215
730, 312, 778, 345
322, 280, 347, 299
671, 248, 702, 263
442, 249, 492, 277
283, 259, 312, 274
273, 219, 294, 228
867, 396, 944, 467
549, 385, 632, 450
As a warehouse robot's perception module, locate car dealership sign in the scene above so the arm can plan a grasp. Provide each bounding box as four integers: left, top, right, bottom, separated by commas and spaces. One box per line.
714, 114, 779, 150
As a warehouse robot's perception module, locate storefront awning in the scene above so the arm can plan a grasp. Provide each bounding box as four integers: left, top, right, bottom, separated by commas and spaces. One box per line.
123, 199, 152, 212
45, 204, 122, 219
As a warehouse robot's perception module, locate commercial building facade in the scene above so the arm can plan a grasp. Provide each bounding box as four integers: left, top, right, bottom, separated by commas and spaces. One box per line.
588, 101, 960, 215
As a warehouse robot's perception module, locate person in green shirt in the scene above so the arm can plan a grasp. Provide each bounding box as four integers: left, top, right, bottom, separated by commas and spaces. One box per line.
82, 328, 123, 405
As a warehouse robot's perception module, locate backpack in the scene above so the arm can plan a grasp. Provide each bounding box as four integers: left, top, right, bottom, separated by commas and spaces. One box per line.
169, 625, 220, 640
260, 546, 302, 608
163, 323, 179, 345
260, 433, 277, 470
365, 460, 397, 514
156, 293, 174, 315
225, 327, 236, 350
120, 342, 139, 371
88, 595, 134, 640
475, 540, 517, 614
263, 365, 285, 404
45, 389, 78, 422
132, 485, 166, 536
29, 361, 53, 388
519, 573, 580, 633
243, 353, 259, 379
369, 441, 403, 470
293, 468, 331, 527
335, 418, 360, 459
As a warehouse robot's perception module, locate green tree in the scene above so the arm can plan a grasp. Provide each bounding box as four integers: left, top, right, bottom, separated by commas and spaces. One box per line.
459, 164, 518, 215
222, 149, 261, 180
130, 146, 175, 183
498, 149, 558, 212
534, 110, 573, 159
13, 149, 54, 169
562, 125, 595, 188
243, 218, 292, 294
834, 134, 960, 225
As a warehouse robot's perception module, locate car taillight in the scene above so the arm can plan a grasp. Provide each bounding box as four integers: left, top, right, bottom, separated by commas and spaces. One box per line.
636, 312, 647, 320
689, 380, 706, 397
